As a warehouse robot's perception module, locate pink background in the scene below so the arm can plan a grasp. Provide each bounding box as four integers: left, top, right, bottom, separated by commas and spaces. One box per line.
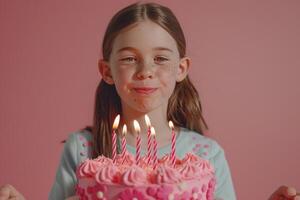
1, 0, 299, 199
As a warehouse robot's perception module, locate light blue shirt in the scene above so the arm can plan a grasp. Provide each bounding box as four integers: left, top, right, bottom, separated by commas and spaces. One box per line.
49, 128, 236, 200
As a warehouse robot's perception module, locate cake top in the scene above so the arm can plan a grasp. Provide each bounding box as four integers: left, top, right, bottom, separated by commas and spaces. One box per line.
76, 152, 215, 186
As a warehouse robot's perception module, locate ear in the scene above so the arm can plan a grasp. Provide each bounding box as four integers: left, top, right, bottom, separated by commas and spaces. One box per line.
176, 57, 190, 82
98, 59, 114, 85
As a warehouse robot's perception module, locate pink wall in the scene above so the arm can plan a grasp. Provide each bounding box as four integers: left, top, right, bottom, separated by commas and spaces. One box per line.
1, 0, 299, 199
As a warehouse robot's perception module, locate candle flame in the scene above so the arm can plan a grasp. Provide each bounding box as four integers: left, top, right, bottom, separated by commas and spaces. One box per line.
112, 114, 120, 129
133, 120, 141, 133
145, 115, 151, 127
150, 126, 156, 136
168, 121, 174, 129
122, 124, 127, 137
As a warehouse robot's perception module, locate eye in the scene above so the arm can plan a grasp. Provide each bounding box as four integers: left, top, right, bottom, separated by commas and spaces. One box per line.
154, 56, 169, 63
120, 57, 137, 63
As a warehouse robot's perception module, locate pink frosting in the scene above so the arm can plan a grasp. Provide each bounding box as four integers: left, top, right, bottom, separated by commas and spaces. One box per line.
158, 154, 172, 165
77, 152, 215, 185
155, 165, 181, 184
77, 159, 102, 178
77, 152, 216, 200
122, 165, 148, 186
137, 156, 148, 168
180, 153, 214, 176
198, 160, 214, 175
115, 152, 135, 166
181, 153, 202, 164
95, 164, 119, 184
178, 161, 202, 180
94, 155, 113, 164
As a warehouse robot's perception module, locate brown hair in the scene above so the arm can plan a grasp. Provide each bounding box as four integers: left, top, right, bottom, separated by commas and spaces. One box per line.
85, 2, 208, 158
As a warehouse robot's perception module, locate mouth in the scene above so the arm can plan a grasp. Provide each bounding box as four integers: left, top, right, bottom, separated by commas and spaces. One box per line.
133, 87, 158, 95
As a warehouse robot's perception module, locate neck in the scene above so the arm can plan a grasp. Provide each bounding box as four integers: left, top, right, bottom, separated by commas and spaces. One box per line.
122, 109, 168, 135
117, 102, 175, 149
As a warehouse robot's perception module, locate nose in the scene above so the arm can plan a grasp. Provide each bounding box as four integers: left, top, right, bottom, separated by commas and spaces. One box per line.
136, 61, 154, 80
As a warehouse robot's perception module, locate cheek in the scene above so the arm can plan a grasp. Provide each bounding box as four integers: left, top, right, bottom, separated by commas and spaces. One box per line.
111, 67, 132, 84
157, 72, 177, 96
157, 67, 177, 84
111, 69, 135, 97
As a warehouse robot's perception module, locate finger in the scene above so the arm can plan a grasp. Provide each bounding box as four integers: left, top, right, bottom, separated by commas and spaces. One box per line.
0, 184, 21, 199
294, 194, 300, 200
276, 186, 297, 197
287, 187, 297, 196
0, 184, 12, 198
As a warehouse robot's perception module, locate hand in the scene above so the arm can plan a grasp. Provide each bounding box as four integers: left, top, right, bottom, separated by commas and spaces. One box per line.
0, 184, 25, 200
269, 186, 300, 200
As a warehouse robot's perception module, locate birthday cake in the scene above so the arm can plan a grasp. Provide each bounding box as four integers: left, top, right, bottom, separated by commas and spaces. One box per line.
75, 152, 216, 200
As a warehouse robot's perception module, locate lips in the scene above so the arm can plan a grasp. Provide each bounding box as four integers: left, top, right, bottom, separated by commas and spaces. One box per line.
133, 87, 158, 94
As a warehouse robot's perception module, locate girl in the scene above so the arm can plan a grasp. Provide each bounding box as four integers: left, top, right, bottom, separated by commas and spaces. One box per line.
0, 2, 299, 200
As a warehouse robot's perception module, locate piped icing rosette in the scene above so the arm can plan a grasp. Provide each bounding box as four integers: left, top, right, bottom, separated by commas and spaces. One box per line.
157, 154, 183, 167
198, 159, 214, 176
122, 165, 148, 186
155, 164, 182, 184
180, 161, 204, 179
76, 159, 103, 178
115, 151, 135, 166
95, 164, 119, 184
181, 153, 202, 164
94, 155, 113, 164
180, 153, 214, 177
137, 156, 149, 169
158, 154, 172, 165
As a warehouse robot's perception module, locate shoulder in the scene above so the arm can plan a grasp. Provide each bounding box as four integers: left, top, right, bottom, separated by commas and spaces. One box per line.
178, 128, 236, 199
64, 129, 94, 163
177, 127, 224, 160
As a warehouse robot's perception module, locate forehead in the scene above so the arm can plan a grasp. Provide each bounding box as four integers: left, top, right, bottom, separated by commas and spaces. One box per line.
111, 20, 179, 54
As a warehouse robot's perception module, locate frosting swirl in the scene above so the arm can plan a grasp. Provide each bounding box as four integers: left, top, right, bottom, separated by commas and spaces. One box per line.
181, 153, 202, 164
122, 165, 148, 186
77, 159, 101, 178
94, 155, 113, 165
178, 161, 202, 179
198, 159, 214, 175
158, 154, 172, 165
95, 164, 119, 184
115, 152, 135, 165
155, 165, 181, 184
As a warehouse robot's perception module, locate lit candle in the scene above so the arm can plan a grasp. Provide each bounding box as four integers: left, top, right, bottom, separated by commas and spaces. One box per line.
112, 114, 120, 163
145, 115, 152, 165
133, 120, 141, 165
151, 127, 158, 169
121, 124, 127, 164
169, 121, 176, 167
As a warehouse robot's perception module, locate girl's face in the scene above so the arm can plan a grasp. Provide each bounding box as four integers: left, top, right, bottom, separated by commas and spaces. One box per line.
100, 20, 189, 113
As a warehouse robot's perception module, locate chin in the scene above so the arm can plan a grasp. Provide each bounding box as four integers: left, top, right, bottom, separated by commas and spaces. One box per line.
127, 100, 166, 114
133, 104, 160, 113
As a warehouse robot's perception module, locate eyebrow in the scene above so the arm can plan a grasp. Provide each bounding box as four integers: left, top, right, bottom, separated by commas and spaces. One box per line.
117, 46, 174, 53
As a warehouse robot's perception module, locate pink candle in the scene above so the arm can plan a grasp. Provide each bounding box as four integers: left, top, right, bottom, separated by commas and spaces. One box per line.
121, 124, 127, 164
145, 115, 152, 165
169, 121, 176, 167
133, 120, 141, 165
112, 115, 120, 163
151, 127, 158, 169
